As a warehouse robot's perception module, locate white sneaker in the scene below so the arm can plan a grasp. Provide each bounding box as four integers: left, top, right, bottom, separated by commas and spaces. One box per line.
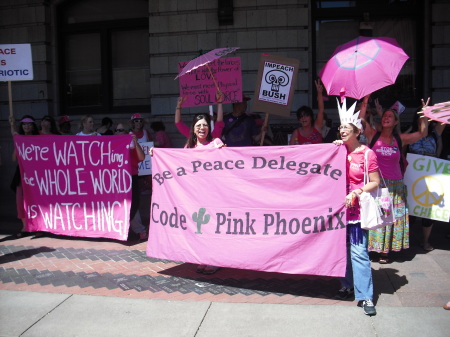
362, 299, 376, 316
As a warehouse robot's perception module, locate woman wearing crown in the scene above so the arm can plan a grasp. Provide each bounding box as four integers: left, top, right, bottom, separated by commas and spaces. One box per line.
333, 98, 380, 316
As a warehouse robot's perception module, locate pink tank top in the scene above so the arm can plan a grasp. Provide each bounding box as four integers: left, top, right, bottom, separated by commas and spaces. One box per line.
371, 137, 402, 180
295, 128, 322, 145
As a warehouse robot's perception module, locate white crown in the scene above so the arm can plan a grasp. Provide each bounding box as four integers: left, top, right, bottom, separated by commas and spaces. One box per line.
336, 98, 362, 130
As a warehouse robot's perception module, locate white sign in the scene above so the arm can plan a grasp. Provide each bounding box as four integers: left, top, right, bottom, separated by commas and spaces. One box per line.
403, 153, 450, 222
0, 44, 33, 81
138, 141, 153, 176
258, 61, 295, 105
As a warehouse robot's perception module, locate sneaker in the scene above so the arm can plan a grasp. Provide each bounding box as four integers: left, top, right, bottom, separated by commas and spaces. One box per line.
336, 287, 354, 300
362, 299, 377, 316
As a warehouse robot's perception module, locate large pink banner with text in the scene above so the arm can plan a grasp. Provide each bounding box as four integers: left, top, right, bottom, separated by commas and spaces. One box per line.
14, 135, 133, 240
147, 144, 347, 276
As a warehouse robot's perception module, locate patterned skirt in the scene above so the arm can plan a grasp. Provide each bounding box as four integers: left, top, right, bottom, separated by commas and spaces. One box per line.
368, 178, 409, 253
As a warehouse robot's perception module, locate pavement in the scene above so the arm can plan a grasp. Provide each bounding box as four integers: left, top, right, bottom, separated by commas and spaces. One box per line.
1, 217, 450, 337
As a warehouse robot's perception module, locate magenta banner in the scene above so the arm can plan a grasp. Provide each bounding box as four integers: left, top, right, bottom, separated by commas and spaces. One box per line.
14, 135, 133, 240
178, 57, 242, 107
147, 144, 348, 276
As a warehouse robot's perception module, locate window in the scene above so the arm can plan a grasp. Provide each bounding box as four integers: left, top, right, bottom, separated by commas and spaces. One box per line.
313, 0, 422, 109
58, 0, 149, 114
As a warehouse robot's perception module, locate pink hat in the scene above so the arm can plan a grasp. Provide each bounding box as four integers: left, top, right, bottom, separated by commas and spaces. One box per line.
20, 117, 34, 123
130, 113, 143, 120
58, 115, 71, 125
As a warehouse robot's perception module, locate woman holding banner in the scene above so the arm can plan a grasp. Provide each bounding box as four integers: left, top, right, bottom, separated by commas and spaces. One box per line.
334, 98, 380, 316
175, 90, 224, 141
360, 97, 429, 263
186, 106, 225, 274
9, 115, 39, 237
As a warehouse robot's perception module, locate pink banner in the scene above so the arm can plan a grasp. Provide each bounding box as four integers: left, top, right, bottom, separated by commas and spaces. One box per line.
147, 144, 348, 276
178, 57, 242, 107
14, 135, 133, 240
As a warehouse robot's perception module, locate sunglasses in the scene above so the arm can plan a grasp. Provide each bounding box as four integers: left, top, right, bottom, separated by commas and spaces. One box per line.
115, 128, 125, 132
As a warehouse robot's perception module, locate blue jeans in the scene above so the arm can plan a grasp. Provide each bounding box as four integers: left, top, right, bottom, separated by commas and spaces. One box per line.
340, 228, 374, 301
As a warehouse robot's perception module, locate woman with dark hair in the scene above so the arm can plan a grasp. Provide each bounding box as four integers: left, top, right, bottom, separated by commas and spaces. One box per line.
9, 115, 39, 237
97, 117, 114, 135
39, 115, 61, 135
174, 105, 224, 274
175, 90, 224, 141
360, 97, 429, 263
289, 80, 324, 145
184, 113, 224, 150
408, 106, 445, 251
150, 121, 172, 148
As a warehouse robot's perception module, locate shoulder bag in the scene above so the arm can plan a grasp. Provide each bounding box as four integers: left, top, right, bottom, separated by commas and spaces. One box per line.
359, 150, 395, 230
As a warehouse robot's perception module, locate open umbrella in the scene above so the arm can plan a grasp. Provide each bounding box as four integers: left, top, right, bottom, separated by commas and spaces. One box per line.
422, 101, 450, 125
175, 47, 240, 87
319, 36, 409, 100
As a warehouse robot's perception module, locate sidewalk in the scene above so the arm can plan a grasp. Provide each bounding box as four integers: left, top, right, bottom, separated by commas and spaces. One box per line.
1, 218, 450, 336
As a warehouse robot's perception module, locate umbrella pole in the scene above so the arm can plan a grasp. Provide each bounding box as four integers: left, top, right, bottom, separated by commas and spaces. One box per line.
206, 64, 220, 92
259, 113, 269, 146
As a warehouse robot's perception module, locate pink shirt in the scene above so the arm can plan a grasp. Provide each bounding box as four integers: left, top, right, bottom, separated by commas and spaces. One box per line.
371, 137, 402, 180
176, 120, 225, 139
346, 145, 379, 222
154, 131, 172, 148
185, 138, 224, 149
293, 128, 322, 145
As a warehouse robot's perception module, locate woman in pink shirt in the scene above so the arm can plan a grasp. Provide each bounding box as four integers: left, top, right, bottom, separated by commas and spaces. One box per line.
333, 97, 380, 316
175, 91, 224, 141
360, 96, 429, 263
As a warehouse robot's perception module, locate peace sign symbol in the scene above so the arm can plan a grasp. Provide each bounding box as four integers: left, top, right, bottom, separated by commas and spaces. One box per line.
412, 175, 444, 207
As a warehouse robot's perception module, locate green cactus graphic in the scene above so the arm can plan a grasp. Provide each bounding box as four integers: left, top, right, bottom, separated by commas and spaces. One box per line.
192, 208, 210, 234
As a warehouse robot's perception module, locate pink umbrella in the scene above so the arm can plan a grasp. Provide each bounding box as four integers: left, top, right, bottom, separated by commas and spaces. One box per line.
422, 101, 450, 125
319, 36, 409, 100
175, 47, 240, 88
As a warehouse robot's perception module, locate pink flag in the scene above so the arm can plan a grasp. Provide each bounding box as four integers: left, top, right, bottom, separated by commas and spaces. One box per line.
147, 144, 347, 277
14, 135, 133, 240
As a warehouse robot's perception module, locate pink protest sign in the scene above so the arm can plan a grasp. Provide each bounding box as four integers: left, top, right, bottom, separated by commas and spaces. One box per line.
147, 144, 347, 277
14, 135, 133, 241
178, 57, 242, 107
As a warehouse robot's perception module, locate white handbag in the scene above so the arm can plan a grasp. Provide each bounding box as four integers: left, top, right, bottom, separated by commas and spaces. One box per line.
359, 150, 395, 230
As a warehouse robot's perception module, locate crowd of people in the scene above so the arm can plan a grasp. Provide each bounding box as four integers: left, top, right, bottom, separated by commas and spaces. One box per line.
7, 85, 450, 315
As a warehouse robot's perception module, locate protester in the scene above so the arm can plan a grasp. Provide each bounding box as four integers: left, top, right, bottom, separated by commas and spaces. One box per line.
39, 115, 61, 135
175, 90, 224, 141
321, 112, 339, 143
222, 95, 261, 146
185, 112, 225, 274
360, 96, 429, 263
129, 113, 152, 143
289, 80, 324, 145
333, 98, 380, 316
76, 115, 101, 136
408, 107, 445, 251
58, 115, 72, 135
150, 121, 172, 148
97, 117, 114, 135
114, 123, 128, 135
114, 124, 148, 240
9, 115, 39, 237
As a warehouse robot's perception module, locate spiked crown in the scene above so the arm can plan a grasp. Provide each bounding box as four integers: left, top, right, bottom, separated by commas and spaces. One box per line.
337, 98, 362, 130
